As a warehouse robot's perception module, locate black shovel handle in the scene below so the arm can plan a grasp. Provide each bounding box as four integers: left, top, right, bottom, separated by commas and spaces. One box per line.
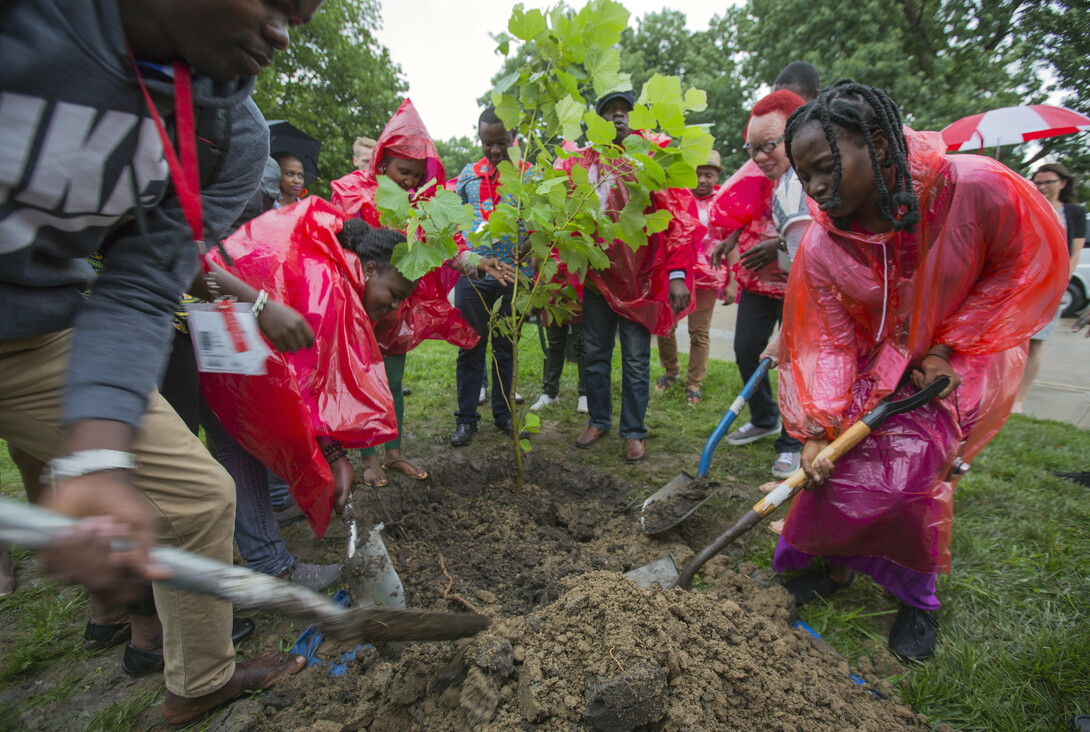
674, 375, 950, 590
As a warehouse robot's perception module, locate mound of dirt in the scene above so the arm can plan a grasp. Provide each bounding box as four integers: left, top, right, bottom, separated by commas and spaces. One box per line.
226, 449, 929, 731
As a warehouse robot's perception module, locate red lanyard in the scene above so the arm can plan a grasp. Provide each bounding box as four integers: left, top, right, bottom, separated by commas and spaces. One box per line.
128, 52, 210, 274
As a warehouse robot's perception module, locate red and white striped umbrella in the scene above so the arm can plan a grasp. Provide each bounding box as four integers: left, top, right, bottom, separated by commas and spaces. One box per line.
940, 104, 1090, 152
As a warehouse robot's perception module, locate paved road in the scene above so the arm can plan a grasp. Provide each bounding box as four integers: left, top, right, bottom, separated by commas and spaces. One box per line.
670, 303, 1090, 429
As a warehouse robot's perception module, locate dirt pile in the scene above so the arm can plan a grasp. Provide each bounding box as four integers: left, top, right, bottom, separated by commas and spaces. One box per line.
233, 449, 929, 731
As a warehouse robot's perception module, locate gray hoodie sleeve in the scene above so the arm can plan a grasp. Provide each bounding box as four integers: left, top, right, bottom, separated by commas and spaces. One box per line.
63, 99, 270, 428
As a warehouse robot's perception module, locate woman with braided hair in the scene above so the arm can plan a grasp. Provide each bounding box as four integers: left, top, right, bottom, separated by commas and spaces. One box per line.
774, 80, 1068, 659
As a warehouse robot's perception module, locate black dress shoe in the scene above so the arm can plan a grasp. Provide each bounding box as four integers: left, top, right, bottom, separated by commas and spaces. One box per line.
450, 422, 477, 447
121, 618, 257, 677
496, 421, 529, 439
83, 620, 131, 650
888, 604, 938, 661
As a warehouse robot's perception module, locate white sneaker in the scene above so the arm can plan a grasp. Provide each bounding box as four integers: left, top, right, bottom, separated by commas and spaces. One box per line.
530, 394, 558, 411
771, 451, 801, 479
478, 386, 487, 405
514, 392, 525, 405
726, 420, 782, 446
577, 395, 588, 414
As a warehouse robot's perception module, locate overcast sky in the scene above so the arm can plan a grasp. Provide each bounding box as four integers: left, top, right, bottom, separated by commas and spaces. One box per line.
373, 0, 741, 142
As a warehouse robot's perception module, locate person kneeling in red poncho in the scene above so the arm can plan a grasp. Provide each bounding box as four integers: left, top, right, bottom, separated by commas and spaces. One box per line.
774, 81, 1068, 660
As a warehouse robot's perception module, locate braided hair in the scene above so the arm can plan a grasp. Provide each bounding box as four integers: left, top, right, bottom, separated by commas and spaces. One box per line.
785, 80, 919, 233
336, 220, 405, 270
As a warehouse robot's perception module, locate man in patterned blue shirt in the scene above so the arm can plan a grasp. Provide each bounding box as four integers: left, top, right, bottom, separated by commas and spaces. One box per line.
451, 108, 529, 446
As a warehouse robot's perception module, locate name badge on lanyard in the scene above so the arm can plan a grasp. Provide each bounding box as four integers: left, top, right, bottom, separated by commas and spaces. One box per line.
131, 53, 269, 375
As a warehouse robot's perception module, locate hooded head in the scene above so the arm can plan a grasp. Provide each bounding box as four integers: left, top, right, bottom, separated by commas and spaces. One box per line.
369, 99, 445, 193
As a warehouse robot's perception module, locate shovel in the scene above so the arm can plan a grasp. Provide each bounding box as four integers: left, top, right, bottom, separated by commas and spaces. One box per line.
640, 358, 772, 535
629, 375, 950, 590
0, 498, 488, 643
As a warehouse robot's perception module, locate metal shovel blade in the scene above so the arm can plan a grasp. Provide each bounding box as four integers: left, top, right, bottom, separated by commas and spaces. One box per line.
0, 498, 488, 644
623, 555, 680, 589
640, 472, 724, 535
343, 502, 405, 609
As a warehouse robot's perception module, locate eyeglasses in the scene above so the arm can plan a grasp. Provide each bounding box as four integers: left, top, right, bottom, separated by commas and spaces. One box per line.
1034, 178, 1062, 187
743, 135, 785, 157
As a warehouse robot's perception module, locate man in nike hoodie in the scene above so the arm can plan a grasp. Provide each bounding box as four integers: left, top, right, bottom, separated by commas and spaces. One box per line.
0, 0, 324, 724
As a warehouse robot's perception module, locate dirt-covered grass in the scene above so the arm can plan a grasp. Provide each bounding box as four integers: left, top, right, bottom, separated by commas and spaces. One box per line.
1, 327, 1087, 730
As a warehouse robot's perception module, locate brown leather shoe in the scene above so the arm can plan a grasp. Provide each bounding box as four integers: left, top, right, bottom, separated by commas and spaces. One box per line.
624, 438, 646, 463
575, 424, 609, 448
161, 651, 306, 726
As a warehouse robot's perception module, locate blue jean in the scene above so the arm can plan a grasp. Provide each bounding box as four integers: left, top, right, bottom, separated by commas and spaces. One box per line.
201, 404, 295, 577
734, 289, 802, 453
455, 276, 516, 426
582, 287, 651, 439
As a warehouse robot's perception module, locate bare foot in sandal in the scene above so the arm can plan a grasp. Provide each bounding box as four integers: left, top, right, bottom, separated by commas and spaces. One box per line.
361, 453, 388, 488
383, 449, 427, 480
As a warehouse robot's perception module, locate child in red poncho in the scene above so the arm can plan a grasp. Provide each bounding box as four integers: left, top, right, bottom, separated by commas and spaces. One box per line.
775, 81, 1067, 660
330, 99, 506, 487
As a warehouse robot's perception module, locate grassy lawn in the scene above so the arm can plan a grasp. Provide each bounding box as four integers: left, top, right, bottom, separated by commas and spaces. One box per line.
1, 325, 1087, 730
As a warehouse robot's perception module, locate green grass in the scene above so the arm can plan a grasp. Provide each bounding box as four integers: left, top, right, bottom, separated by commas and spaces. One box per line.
2, 328, 1088, 730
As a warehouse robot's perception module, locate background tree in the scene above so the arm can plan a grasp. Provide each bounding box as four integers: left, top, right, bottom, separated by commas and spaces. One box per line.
433, 136, 480, 179
251, 0, 407, 189
736, 0, 1043, 132
1024, 0, 1090, 197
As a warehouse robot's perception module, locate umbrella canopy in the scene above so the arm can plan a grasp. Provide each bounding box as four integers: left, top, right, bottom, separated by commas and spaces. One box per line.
941, 104, 1090, 152
268, 120, 322, 186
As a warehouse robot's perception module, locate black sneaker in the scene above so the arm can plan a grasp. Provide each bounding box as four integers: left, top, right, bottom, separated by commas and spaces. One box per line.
782, 568, 854, 607
451, 422, 477, 447
888, 604, 938, 661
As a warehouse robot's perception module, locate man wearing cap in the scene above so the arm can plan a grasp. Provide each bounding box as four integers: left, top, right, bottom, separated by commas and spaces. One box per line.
563, 90, 701, 463
655, 150, 730, 405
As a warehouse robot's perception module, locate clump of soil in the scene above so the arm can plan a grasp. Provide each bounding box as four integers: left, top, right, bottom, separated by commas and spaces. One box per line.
242, 448, 930, 731
640, 477, 723, 535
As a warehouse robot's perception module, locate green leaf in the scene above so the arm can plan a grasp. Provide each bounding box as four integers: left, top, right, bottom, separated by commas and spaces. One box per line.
523, 412, 540, 430
555, 95, 585, 142
617, 203, 647, 241
652, 101, 686, 137
491, 31, 511, 56
391, 238, 445, 282
493, 71, 520, 95
491, 92, 521, 131
374, 175, 411, 226
425, 189, 471, 232
519, 438, 532, 452
579, 0, 630, 48
684, 88, 708, 113
583, 110, 617, 145
627, 104, 656, 132
584, 46, 629, 98
509, 5, 546, 41
638, 74, 684, 107
645, 209, 673, 234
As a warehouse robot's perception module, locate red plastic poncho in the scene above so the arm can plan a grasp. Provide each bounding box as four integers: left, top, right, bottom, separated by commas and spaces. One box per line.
330, 98, 478, 357
693, 185, 730, 295
779, 129, 1068, 574
709, 159, 786, 299
202, 197, 398, 537
561, 147, 705, 336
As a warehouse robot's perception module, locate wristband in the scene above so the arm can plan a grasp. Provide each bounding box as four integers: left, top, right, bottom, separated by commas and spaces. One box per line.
49, 449, 136, 481
251, 289, 269, 319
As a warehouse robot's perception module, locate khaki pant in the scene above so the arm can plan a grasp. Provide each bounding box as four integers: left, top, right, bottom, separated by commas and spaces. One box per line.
0, 330, 236, 697
657, 289, 718, 391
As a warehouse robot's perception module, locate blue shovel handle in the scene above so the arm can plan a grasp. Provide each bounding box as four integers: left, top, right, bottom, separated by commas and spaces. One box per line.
696, 357, 772, 478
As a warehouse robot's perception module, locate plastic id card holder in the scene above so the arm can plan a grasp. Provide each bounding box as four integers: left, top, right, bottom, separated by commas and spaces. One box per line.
186, 301, 271, 375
